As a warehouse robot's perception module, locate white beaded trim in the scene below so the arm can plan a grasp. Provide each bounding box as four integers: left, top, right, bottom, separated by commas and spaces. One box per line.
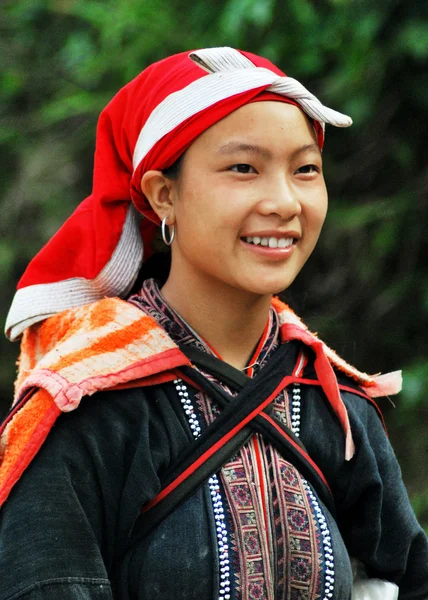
175, 379, 202, 437
304, 482, 335, 600
174, 379, 231, 600
210, 475, 231, 600
291, 383, 301, 436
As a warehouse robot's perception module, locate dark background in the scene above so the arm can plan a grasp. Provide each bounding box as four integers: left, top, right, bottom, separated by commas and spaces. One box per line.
1, 0, 427, 528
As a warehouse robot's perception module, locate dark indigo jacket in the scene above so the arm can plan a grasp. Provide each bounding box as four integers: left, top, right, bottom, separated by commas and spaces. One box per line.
0, 379, 427, 599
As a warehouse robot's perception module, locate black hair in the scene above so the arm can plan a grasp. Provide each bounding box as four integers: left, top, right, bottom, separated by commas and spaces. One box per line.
130, 248, 171, 292
161, 151, 185, 180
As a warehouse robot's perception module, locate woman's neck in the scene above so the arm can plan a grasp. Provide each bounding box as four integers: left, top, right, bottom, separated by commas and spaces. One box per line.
161, 276, 273, 370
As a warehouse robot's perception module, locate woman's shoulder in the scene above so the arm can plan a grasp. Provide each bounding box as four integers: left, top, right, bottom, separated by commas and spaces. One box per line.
0, 387, 140, 506
1, 294, 191, 509
54, 386, 154, 439
13, 297, 188, 408
272, 296, 402, 399
0, 379, 191, 512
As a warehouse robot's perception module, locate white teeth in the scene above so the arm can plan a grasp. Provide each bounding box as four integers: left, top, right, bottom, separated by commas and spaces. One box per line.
243, 236, 294, 248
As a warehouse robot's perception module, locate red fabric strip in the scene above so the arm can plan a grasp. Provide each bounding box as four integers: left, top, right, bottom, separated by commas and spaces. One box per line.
280, 324, 355, 460
259, 413, 332, 493
292, 351, 307, 377
291, 378, 387, 434
252, 435, 269, 533
246, 316, 271, 378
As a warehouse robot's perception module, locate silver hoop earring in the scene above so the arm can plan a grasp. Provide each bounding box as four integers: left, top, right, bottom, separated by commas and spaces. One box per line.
161, 217, 175, 246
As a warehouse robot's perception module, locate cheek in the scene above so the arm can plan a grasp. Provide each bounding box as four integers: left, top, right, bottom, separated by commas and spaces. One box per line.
305, 189, 328, 232
176, 180, 240, 235
174, 184, 217, 246
316, 198, 328, 228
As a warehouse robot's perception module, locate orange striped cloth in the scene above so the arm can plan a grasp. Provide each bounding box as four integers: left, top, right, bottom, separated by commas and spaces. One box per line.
0, 296, 401, 506
0, 298, 190, 506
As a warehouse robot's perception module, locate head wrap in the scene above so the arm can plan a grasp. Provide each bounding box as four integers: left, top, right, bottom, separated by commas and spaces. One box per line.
6, 47, 352, 340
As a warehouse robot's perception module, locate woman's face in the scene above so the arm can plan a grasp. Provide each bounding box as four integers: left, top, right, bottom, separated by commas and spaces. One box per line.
165, 101, 328, 298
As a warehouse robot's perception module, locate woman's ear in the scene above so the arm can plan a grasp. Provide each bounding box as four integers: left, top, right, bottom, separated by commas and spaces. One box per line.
140, 170, 176, 224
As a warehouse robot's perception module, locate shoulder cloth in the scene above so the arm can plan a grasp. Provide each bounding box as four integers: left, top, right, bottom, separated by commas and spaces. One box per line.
0, 296, 401, 506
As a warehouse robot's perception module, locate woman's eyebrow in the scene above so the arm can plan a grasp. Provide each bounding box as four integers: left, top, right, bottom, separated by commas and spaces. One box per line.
290, 143, 321, 160
216, 142, 272, 159
216, 141, 321, 160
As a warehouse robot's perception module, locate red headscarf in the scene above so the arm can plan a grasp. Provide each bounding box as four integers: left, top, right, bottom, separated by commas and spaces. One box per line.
6, 47, 351, 340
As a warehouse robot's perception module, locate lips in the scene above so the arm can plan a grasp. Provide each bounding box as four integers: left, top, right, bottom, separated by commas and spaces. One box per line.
242, 236, 294, 249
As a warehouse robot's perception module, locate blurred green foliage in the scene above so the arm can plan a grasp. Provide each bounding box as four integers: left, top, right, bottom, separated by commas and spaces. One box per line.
0, 0, 427, 528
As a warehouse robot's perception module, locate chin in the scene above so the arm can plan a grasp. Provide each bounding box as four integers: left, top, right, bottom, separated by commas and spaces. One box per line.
234, 264, 302, 297
237, 277, 296, 297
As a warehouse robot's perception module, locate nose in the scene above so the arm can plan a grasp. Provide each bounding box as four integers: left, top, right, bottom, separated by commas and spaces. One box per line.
256, 175, 302, 220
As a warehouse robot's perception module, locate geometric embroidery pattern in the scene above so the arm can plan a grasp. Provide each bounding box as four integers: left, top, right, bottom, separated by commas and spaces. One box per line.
221, 445, 273, 599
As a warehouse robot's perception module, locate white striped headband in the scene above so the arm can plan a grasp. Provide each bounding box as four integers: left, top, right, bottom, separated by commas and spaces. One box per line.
132, 46, 352, 171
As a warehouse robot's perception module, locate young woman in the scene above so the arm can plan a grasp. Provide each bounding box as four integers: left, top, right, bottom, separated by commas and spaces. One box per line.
0, 47, 427, 600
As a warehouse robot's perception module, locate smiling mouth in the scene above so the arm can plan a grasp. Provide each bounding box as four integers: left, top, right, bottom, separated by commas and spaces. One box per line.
242, 236, 295, 249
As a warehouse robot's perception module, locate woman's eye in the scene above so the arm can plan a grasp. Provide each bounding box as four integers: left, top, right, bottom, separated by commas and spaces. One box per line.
295, 164, 320, 175
229, 163, 257, 174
